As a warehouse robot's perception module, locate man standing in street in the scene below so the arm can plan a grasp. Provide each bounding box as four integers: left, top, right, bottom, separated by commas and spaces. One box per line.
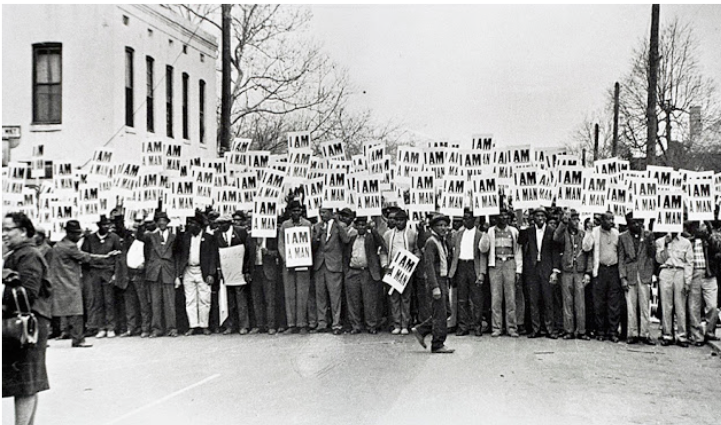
412, 214, 454, 354
686, 221, 719, 346
479, 208, 522, 338
138, 211, 180, 337
216, 214, 252, 335
178, 215, 219, 336
381, 209, 419, 335
278, 201, 314, 334
82, 214, 123, 338
655, 225, 694, 347
553, 209, 593, 340
312, 206, 350, 335
449, 208, 487, 337
591, 212, 623, 342
344, 216, 387, 334
618, 212, 657, 345
519, 207, 558, 339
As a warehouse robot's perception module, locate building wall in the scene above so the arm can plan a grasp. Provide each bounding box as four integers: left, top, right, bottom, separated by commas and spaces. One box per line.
2, 4, 218, 167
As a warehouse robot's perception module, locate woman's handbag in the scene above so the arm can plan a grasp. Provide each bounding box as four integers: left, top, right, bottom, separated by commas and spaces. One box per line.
2, 286, 39, 347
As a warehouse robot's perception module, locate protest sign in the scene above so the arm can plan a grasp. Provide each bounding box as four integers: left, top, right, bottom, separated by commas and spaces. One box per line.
161, 142, 183, 177
423, 147, 446, 183
686, 177, 714, 221
647, 165, 674, 192
31, 143, 46, 179
655, 191, 684, 233
231, 138, 252, 152
715, 173, 721, 208
556, 166, 583, 209
284, 227, 313, 268
537, 170, 555, 206
304, 177, 324, 219
439, 176, 465, 217
257, 167, 285, 200
608, 184, 629, 225
234, 171, 257, 210
252, 197, 278, 238
322, 170, 347, 209
52, 162, 76, 198
557, 154, 580, 167
3, 162, 28, 204
320, 139, 345, 161
409, 172, 436, 213
580, 171, 609, 214
165, 178, 194, 219
287, 131, 311, 151
192, 167, 214, 208
471, 174, 499, 217
287, 148, 313, 185
87, 148, 114, 181
629, 177, 658, 219
512, 167, 539, 210
445, 150, 463, 179
471, 134, 494, 151
354, 174, 382, 217
219, 244, 247, 286
141, 140, 163, 171
395, 146, 422, 189
382, 249, 419, 294
352, 155, 366, 172
77, 183, 100, 227
460, 150, 488, 177
535, 147, 565, 170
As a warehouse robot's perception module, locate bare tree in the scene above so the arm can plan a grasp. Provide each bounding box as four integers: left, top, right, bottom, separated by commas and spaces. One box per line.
616, 18, 721, 167
563, 110, 616, 165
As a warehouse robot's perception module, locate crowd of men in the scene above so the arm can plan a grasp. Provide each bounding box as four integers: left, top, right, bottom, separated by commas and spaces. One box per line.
26, 198, 721, 354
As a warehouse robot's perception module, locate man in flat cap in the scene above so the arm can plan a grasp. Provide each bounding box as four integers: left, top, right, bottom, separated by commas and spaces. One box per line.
412, 214, 454, 353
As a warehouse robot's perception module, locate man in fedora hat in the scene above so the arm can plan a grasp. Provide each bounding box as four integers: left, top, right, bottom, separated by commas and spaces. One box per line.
49, 220, 120, 347
81, 214, 123, 338
518, 206, 560, 339
137, 211, 181, 337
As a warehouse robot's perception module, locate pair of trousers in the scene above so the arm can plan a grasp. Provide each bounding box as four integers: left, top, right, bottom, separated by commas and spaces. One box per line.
455, 260, 483, 332
315, 264, 343, 330
345, 268, 380, 331
389, 279, 412, 330
251, 265, 277, 330
283, 268, 311, 328
625, 274, 651, 339
85, 269, 116, 331
183, 268, 211, 329
552, 275, 564, 332
594, 264, 622, 337
527, 268, 555, 335
226, 285, 250, 331
658, 268, 687, 341
688, 269, 719, 342
489, 259, 517, 333
59, 315, 85, 345
149, 281, 176, 333
561, 271, 586, 335
124, 276, 151, 334
415, 277, 450, 351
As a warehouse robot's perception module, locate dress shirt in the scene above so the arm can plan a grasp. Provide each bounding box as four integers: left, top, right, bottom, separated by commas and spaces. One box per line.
459, 227, 476, 260
389, 228, 408, 260
223, 227, 234, 246
598, 228, 618, 266
160, 229, 170, 244
326, 219, 334, 241
350, 235, 368, 268
188, 233, 202, 266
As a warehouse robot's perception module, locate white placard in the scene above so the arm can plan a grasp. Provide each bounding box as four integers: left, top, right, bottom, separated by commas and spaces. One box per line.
382, 249, 419, 294
219, 244, 247, 286
409, 171, 436, 213
252, 197, 278, 238
655, 191, 684, 233
354, 174, 382, 217
471, 174, 500, 217
284, 227, 313, 268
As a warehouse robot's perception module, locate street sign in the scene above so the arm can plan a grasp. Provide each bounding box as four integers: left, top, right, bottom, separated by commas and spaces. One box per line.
2, 125, 21, 140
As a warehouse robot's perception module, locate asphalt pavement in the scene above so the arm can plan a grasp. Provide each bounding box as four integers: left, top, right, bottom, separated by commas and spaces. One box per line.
3, 326, 720, 425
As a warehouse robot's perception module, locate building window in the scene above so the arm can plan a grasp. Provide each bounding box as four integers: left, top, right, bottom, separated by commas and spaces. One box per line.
199, 79, 205, 144
183, 45, 188, 54
200, 53, 205, 63
166, 65, 173, 138
32, 43, 62, 124
182, 73, 189, 140
123, 15, 129, 25
125, 47, 134, 127
148, 28, 153, 37
146, 56, 154, 133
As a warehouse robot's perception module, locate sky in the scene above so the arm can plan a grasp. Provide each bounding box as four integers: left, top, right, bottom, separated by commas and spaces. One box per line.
307, 4, 721, 150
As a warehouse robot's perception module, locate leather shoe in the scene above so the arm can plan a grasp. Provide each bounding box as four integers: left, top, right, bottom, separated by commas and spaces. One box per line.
202, 328, 212, 336
268, 329, 277, 335
474, 329, 483, 337
349, 329, 362, 335
640, 337, 656, 346
491, 331, 502, 337
660, 338, 672, 346
578, 334, 591, 341
167, 329, 178, 337
677, 340, 689, 348
548, 333, 559, 340
56, 333, 71, 340
150, 331, 163, 338
222, 328, 232, 335
120, 330, 133, 337
508, 332, 519, 338
248, 328, 260, 335
693, 341, 705, 347
239, 328, 249, 335
140, 332, 150, 338
184, 329, 195, 337
456, 329, 469, 337
431, 345, 455, 354
596, 335, 606, 342
609, 335, 620, 343
562, 334, 574, 340
283, 327, 296, 335
626, 337, 638, 345
332, 328, 343, 335
368, 328, 378, 335
705, 334, 720, 342
72, 341, 93, 348
299, 327, 309, 335
411, 327, 427, 349
527, 332, 541, 339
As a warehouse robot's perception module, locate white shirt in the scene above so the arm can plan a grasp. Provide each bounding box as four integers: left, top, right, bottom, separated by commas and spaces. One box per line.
188, 233, 202, 266
535, 224, 545, 261
325, 219, 334, 241
459, 227, 476, 260
223, 227, 234, 246
160, 229, 170, 244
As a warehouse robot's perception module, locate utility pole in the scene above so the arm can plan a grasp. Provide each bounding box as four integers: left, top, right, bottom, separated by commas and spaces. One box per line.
594, 123, 599, 162
612, 82, 620, 157
646, 4, 660, 168
220, 4, 232, 155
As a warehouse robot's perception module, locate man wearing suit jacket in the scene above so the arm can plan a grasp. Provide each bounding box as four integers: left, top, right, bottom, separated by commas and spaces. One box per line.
215, 214, 252, 335
248, 235, 281, 334
278, 201, 314, 334
312, 206, 350, 334
618, 212, 657, 345
177, 215, 219, 336
344, 216, 387, 334
449, 208, 487, 337
519, 207, 560, 339
137, 211, 180, 337
591, 211, 623, 342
